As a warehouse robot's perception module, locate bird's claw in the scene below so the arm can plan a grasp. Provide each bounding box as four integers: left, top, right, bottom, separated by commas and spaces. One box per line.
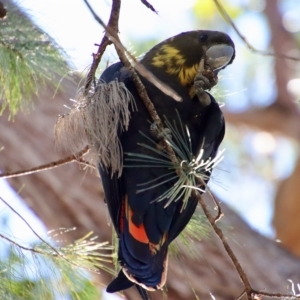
194, 71, 218, 95
193, 70, 218, 106
194, 74, 210, 95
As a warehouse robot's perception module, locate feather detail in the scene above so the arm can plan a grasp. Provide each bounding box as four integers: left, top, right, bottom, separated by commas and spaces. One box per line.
55, 79, 136, 177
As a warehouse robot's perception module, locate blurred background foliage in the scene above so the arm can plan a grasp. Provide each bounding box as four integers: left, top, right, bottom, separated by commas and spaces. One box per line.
0, 0, 70, 117
0, 229, 112, 299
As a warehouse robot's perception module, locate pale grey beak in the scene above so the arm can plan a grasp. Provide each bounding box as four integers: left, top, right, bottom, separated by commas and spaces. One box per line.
206, 44, 234, 71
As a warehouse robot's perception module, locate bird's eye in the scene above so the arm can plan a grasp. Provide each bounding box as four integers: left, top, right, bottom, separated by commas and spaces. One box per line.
199, 34, 208, 42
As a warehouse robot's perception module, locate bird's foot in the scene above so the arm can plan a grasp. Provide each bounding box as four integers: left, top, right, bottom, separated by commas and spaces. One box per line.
193, 70, 218, 106
194, 71, 218, 94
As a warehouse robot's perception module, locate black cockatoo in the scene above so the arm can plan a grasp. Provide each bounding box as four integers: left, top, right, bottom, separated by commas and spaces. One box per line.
98, 30, 235, 298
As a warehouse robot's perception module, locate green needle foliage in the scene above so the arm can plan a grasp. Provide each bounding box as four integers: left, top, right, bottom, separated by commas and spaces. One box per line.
0, 1, 70, 117
125, 112, 225, 210
0, 230, 114, 300
167, 208, 211, 261
125, 112, 226, 260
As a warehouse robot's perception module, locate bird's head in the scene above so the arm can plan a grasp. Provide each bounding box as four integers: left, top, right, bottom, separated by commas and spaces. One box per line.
141, 30, 235, 88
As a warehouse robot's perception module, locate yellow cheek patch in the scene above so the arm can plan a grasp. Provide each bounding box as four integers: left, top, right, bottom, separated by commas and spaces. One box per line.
178, 64, 199, 86
152, 45, 199, 86
152, 45, 185, 67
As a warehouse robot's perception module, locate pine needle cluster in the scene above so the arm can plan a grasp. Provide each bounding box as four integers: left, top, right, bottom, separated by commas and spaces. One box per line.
0, 2, 70, 117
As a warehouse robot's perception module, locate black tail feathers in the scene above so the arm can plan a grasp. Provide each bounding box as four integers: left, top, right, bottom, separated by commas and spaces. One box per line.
106, 270, 149, 300
106, 270, 134, 293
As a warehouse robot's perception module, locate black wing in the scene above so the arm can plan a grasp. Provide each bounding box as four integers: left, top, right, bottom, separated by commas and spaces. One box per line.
99, 62, 225, 294
98, 62, 129, 232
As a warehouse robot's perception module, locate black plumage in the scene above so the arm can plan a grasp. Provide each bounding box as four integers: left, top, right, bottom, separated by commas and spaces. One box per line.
99, 30, 235, 298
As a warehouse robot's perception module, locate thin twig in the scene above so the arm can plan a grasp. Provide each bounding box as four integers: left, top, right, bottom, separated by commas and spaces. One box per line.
0, 147, 89, 179
78, 159, 97, 170
0, 196, 111, 274
198, 177, 223, 222
251, 290, 300, 299
235, 290, 246, 300
84, 36, 111, 91
140, 0, 158, 14
0, 233, 41, 254
213, 0, 300, 62
196, 194, 253, 299
83, 0, 181, 102
0, 196, 61, 256
83, 0, 120, 91
198, 192, 300, 300
0, 231, 110, 274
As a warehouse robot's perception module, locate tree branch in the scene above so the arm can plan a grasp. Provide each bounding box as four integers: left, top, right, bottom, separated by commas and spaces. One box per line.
140, 0, 157, 14
213, 0, 300, 62
0, 195, 61, 256
0, 146, 90, 179
0, 233, 41, 253
83, 0, 181, 102
83, 0, 121, 91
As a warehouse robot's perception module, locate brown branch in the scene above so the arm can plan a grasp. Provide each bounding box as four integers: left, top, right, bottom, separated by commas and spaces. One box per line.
111, 45, 182, 179
84, 37, 111, 91
83, 0, 120, 91
251, 289, 300, 299
83, 0, 181, 102
0, 196, 61, 256
0, 233, 41, 253
212, 0, 300, 62
197, 195, 253, 299
236, 290, 246, 300
0, 146, 89, 179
